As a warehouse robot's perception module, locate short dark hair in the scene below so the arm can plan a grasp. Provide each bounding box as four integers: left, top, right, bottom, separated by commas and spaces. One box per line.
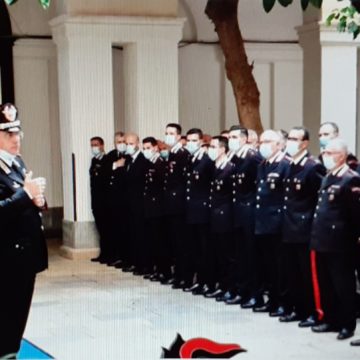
90, 136, 104, 145
142, 136, 158, 146
166, 123, 182, 135
212, 135, 229, 152
114, 131, 124, 137
186, 128, 203, 139
229, 125, 248, 138
320, 122, 339, 135
291, 126, 310, 141
220, 130, 229, 136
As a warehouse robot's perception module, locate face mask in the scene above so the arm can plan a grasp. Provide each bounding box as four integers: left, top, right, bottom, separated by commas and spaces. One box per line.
208, 148, 218, 162
186, 141, 200, 155
126, 144, 136, 156
228, 138, 241, 152
91, 146, 100, 156
165, 134, 176, 147
143, 149, 154, 160
116, 143, 126, 153
160, 149, 169, 160
286, 140, 300, 157
322, 155, 336, 171
319, 138, 329, 149
259, 143, 273, 159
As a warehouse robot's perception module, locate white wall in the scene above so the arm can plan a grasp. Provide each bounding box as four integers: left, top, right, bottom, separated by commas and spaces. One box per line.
179, 43, 303, 135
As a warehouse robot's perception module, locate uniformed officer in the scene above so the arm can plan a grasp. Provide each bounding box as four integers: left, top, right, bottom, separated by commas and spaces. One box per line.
253, 130, 290, 315
142, 137, 166, 280
311, 138, 360, 340
162, 123, 190, 287
318, 122, 358, 170
89, 136, 109, 263
105, 131, 127, 268
226, 125, 262, 306
279, 127, 325, 327
121, 133, 148, 274
182, 128, 213, 293
0, 103, 48, 358
203, 136, 235, 299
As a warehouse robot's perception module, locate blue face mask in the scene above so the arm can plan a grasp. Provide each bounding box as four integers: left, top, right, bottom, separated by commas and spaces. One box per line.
259, 143, 273, 159
143, 149, 154, 160
319, 138, 329, 149
228, 138, 241, 152
126, 144, 136, 155
322, 155, 336, 171
165, 135, 176, 147
160, 149, 169, 160
208, 148, 218, 162
286, 140, 300, 157
186, 141, 200, 155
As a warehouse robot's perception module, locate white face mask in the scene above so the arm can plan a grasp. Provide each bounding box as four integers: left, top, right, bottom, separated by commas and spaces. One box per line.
208, 147, 218, 162
116, 143, 126, 153
143, 149, 154, 160
126, 144, 136, 156
165, 134, 176, 147
322, 155, 336, 171
91, 146, 100, 156
286, 140, 300, 157
228, 138, 241, 152
259, 143, 274, 159
186, 141, 200, 155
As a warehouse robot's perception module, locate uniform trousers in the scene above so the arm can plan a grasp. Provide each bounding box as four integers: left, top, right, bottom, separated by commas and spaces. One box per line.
315, 251, 357, 330
92, 204, 110, 260
144, 216, 165, 272
283, 243, 315, 319
0, 267, 35, 357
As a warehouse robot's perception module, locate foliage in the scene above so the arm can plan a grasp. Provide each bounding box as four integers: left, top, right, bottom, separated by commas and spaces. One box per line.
4, 0, 50, 9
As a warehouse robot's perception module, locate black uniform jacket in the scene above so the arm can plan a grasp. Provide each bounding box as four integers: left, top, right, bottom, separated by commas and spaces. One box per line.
185, 149, 213, 224
254, 151, 290, 235
209, 158, 234, 233
311, 165, 360, 253
0, 157, 48, 273
144, 154, 165, 219
282, 152, 325, 244
232, 145, 262, 228
163, 143, 190, 216
125, 150, 147, 216
89, 153, 108, 211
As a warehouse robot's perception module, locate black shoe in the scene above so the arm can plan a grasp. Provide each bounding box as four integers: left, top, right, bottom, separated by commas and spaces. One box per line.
279, 312, 300, 322
109, 259, 123, 267
225, 295, 243, 305
311, 323, 337, 333
253, 303, 271, 313
91, 256, 102, 262
99, 258, 108, 264
193, 284, 210, 295
298, 316, 317, 328
161, 277, 175, 285
350, 338, 360, 346
269, 306, 286, 317
123, 265, 136, 272
144, 272, 156, 280
204, 289, 224, 298
184, 283, 200, 293
241, 297, 263, 309
172, 280, 186, 289
337, 328, 354, 340
216, 291, 233, 302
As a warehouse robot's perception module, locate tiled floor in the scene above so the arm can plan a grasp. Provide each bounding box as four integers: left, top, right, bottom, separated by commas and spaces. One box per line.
25, 242, 360, 359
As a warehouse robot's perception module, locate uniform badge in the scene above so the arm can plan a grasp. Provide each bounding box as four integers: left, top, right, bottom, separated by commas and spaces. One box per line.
12, 181, 20, 189
296, 184, 301, 191
329, 194, 335, 201
270, 183, 275, 189
217, 185, 221, 191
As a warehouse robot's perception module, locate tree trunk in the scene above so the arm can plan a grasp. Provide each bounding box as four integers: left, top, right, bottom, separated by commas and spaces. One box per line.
205, 0, 263, 134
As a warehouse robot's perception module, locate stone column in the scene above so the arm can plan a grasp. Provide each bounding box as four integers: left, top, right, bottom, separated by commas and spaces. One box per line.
51, 15, 184, 258
51, 17, 115, 258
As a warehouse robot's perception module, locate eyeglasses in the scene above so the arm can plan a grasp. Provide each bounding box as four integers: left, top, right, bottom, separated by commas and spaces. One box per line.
322, 150, 341, 156
287, 137, 303, 142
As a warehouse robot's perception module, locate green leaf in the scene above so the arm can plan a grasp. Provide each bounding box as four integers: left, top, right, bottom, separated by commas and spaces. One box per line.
309, 0, 323, 8
325, 13, 336, 26
263, 0, 276, 13
278, 0, 293, 7
301, 0, 310, 10
348, 20, 359, 32
39, 0, 50, 9
4, 0, 18, 5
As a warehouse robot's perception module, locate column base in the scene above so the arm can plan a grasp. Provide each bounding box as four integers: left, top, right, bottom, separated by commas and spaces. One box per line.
61, 220, 100, 260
